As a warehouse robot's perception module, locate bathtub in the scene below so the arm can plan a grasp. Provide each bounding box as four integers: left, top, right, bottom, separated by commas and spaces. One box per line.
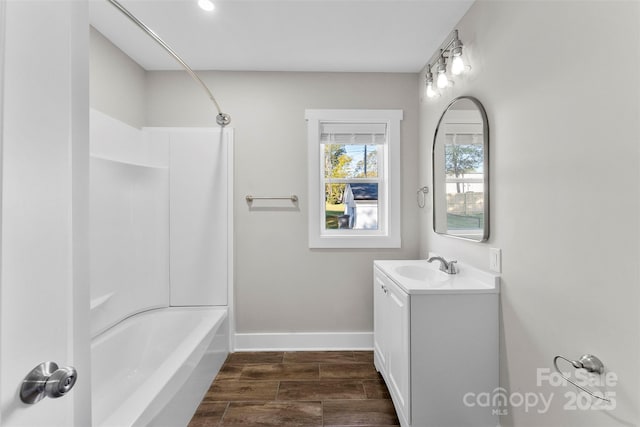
91, 307, 229, 427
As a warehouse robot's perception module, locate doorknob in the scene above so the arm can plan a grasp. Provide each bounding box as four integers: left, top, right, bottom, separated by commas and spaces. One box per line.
20, 362, 77, 404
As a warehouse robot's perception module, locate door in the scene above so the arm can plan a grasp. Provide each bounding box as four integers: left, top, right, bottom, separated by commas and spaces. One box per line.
0, 1, 90, 426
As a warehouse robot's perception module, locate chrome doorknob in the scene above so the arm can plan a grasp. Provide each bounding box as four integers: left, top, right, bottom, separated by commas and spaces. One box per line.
20, 362, 77, 404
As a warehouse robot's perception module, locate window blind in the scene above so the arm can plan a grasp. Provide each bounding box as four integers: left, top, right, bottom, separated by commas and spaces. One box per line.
320, 122, 387, 145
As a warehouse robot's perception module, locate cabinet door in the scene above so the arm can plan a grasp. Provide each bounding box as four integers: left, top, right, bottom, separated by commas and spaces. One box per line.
373, 272, 388, 369
385, 280, 410, 423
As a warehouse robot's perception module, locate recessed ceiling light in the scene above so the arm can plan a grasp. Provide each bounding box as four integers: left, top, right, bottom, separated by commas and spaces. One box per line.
198, 0, 215, 12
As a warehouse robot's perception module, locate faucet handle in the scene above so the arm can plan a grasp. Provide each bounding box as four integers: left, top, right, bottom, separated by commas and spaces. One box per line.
447, 260, 458, 274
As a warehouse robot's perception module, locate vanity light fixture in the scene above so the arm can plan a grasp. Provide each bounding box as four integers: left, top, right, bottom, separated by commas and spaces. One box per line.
436, 54, 449, 89
450, 37, 466, 75
424, 29, 471, 99
425, 69, 438, 98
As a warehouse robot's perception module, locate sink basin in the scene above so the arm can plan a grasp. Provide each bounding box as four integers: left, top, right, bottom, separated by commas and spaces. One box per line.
394, 265, 450, 283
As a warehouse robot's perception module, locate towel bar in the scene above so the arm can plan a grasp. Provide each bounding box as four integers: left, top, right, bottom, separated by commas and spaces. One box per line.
245, 195, 298, 203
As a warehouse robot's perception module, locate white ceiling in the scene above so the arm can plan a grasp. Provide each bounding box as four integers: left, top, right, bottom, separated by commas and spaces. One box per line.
89, 0, 474, 73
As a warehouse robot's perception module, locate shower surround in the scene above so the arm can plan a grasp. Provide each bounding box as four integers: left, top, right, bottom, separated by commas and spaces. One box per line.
89, 109, 233, 426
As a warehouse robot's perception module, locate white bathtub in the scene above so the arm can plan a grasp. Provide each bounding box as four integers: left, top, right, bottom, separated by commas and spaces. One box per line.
91, 307, 228, 427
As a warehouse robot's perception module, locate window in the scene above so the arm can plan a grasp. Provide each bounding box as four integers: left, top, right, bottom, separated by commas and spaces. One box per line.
306, 109, 402, 248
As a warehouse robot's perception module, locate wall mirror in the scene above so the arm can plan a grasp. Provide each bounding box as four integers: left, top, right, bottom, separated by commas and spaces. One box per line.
432, 96, 489, 242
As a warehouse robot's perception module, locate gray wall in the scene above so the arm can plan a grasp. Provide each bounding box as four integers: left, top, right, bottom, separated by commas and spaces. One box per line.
146, 71, 420, 333
90, 26, 146, 128
419, 1, 639, 425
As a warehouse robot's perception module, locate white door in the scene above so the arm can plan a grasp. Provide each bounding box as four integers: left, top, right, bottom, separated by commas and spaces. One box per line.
0, 1, 91, 426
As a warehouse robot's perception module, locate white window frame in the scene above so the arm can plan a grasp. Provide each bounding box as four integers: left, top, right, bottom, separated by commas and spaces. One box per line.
306, 109, 402, 248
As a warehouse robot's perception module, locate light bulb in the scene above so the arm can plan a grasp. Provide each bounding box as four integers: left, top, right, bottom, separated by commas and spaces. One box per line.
426, 81, 438, 98
436, 71, 449, 89
451, 55, 465, 75
198, 0, 215, 12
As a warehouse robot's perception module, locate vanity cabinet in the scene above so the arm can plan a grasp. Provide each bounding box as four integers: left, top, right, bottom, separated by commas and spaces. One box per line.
373, 261, 499, 427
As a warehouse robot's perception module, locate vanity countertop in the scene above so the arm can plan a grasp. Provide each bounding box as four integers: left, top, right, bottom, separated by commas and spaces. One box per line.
374, 259, 500, 295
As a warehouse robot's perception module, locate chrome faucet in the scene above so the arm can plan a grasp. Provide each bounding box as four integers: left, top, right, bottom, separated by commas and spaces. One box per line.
427, 256, 458, 274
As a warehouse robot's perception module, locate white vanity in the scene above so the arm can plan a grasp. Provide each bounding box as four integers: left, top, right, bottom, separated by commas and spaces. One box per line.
373, 258, 500, 427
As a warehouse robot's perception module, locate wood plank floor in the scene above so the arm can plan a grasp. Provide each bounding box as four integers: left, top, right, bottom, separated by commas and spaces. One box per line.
188, 351, 400, 427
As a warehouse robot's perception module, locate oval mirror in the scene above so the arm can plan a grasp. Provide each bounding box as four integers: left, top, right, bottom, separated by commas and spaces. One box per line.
432, 96, 489, 242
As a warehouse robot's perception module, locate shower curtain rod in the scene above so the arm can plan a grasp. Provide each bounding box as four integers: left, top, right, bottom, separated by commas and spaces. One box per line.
106, 0, 231, 127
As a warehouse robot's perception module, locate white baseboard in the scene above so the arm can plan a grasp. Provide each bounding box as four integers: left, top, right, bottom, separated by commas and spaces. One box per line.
233, 331, 373, 351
